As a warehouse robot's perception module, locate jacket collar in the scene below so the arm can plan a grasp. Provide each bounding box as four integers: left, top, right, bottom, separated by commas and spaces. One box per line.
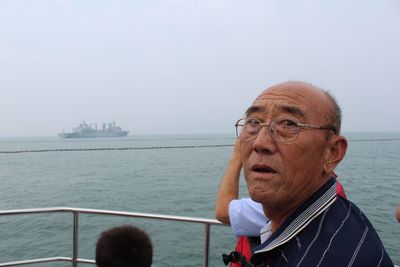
254, 178, 337, 254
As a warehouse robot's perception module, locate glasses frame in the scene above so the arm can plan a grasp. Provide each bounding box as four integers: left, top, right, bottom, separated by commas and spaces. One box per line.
235, 117, 337, 143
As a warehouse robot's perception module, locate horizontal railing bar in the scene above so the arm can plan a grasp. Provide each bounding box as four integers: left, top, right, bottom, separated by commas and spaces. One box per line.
0, 257, 95, 267
76, 258, 96, 264
0, 207, 224, 225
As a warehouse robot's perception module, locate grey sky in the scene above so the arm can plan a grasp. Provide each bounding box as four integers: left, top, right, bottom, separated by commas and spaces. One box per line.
0, 0, 399, 137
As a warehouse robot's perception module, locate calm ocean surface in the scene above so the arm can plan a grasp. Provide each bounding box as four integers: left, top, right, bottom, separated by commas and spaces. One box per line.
0, 133, 399, 266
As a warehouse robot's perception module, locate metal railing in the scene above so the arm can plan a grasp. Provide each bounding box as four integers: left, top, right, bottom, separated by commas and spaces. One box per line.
0, 207, 225, 267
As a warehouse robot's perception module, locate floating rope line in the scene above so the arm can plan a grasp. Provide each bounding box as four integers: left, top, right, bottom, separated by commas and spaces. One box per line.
1, 138, 399, 154
0, 144, 234, 154
349, 138, 400, 142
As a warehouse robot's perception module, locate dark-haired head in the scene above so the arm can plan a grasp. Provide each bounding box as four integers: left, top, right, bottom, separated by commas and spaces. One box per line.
96, 225, 153, 267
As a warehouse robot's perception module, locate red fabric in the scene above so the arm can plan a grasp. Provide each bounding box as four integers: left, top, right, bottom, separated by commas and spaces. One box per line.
230, 236, 252, 267
336, 180, 346, 198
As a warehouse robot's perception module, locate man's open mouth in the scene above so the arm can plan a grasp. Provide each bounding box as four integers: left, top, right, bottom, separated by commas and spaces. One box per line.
252, 164, 276, 173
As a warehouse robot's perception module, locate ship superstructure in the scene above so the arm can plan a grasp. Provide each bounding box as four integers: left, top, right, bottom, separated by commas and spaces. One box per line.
58, 121, 129, 138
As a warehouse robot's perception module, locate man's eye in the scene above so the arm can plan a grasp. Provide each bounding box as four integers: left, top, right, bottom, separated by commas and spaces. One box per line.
278, 119, 298, 128
246, 119, 260, 126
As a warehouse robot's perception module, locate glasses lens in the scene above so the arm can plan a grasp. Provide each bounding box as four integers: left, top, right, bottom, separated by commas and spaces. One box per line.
271, 118, 300, 142
236, 118, 260, 141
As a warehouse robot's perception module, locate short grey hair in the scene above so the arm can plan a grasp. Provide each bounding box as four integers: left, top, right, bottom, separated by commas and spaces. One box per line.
323, 90, 342, 135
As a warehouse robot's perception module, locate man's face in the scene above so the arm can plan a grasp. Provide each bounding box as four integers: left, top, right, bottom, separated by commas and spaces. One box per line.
241, 83, 333, 211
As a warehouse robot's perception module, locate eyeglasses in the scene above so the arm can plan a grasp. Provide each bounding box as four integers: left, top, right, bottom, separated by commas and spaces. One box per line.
235, 117, 336, 143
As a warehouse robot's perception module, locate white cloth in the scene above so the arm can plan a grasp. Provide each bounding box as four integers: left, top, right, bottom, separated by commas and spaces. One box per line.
229, 198, 269, 237
259, 221, 272, 243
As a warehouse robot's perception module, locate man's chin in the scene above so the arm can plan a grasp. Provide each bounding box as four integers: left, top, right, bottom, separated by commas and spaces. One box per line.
248, 190, 268, 204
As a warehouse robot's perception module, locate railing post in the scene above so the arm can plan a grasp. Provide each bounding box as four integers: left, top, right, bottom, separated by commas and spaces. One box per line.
72, 211, 79, 267
203, 223, 210, 267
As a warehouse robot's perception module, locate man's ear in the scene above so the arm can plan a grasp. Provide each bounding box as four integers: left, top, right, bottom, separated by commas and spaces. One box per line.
324, 135, 348, 174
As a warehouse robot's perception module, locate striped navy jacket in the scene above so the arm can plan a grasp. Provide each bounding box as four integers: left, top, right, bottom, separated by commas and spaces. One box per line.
250, 178, 394, 267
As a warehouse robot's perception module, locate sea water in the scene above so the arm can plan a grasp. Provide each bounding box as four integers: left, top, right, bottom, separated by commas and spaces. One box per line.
0, 133, 399, 266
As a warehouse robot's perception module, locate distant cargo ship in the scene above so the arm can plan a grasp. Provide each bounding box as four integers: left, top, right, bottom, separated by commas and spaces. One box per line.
58, 121, 129, 138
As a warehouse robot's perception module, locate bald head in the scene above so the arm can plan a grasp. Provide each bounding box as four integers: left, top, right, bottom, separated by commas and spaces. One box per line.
255, 81, 341, 134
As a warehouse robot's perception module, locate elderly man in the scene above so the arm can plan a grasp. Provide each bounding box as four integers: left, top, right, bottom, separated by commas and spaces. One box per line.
228, 81, 393, 266
215, 141, 347, 267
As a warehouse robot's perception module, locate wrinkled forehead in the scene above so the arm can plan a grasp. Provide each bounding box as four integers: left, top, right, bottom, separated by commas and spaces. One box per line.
246, 83, 331, 122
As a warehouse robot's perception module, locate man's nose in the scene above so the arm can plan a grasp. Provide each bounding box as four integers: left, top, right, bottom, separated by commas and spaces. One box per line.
252, 125, 277, 154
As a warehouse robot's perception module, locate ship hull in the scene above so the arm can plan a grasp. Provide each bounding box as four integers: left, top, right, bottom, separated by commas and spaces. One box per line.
58, 131, 129, 138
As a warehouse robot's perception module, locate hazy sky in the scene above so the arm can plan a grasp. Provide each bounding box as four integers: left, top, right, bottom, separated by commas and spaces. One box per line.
0, 0, 399, 137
